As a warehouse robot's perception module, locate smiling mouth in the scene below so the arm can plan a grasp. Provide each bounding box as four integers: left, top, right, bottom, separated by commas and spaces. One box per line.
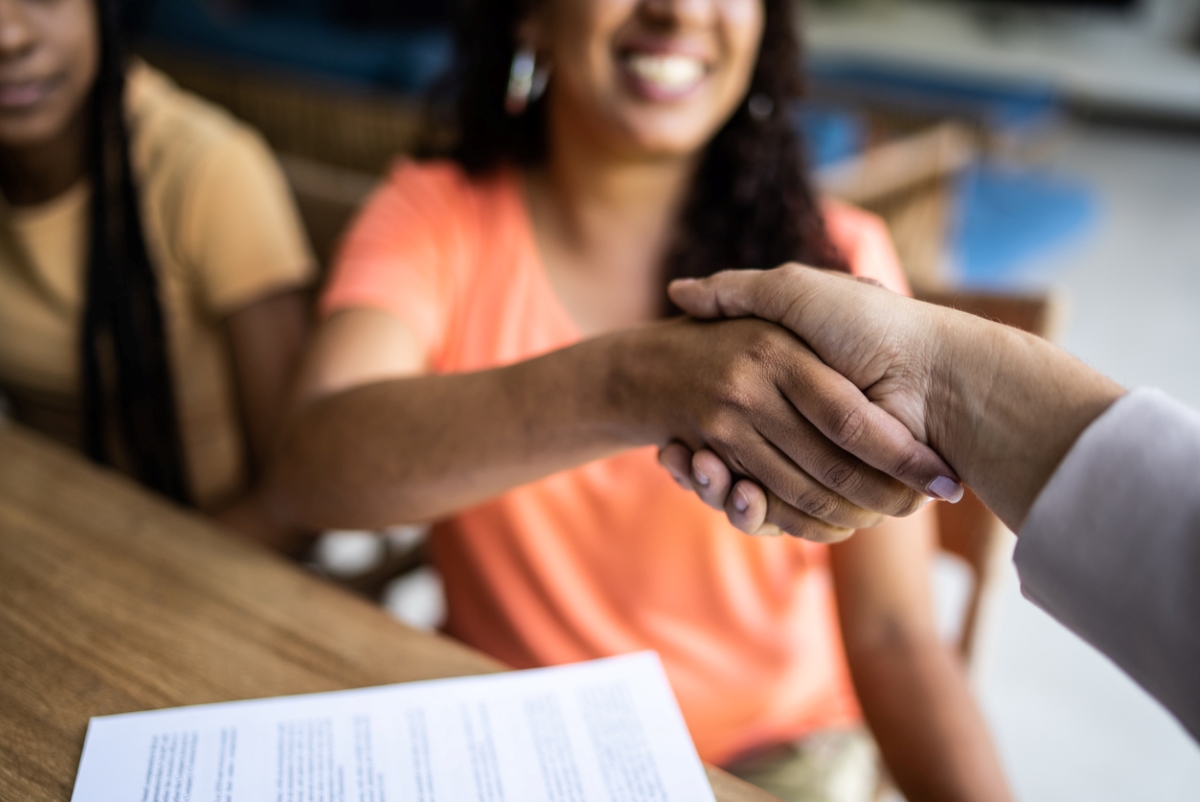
0, 78, 58, 111
620, 53, 708, 96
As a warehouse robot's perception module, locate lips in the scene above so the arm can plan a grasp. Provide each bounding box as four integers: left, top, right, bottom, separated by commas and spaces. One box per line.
0, 78, 57, 111
618, 51, 709, 100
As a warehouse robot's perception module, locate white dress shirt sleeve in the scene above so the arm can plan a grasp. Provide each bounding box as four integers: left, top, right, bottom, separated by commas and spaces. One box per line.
1015, 388, 1200, 742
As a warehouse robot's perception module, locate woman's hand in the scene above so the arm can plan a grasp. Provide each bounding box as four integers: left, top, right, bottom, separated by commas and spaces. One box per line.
657, 441, 783, 536
614, 316, 956, 542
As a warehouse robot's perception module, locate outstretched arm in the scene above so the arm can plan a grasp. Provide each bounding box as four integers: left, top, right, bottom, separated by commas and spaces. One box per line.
266, 306, 956, 537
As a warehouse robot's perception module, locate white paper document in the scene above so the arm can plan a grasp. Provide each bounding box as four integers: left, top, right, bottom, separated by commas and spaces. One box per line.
71, 651, 716, 802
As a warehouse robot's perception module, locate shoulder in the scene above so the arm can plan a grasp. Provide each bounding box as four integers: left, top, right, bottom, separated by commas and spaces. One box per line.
820, 198, 910, 297
126, 63, 314, 310
345, 158, 512, 254
126, 61, 281, 195
373, 158, 508, 220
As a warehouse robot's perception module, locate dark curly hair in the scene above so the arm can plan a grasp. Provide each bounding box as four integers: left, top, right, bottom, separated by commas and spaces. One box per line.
430, 0, 848, 312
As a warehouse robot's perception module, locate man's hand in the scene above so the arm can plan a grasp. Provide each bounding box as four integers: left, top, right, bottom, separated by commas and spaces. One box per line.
665, 264, 1124, 531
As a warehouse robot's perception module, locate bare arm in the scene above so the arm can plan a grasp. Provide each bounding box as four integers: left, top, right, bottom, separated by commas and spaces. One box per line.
266, 307, 954, 536
225, 289, 311, 469
211, 288, 312, 554
831, 512, 1012, 802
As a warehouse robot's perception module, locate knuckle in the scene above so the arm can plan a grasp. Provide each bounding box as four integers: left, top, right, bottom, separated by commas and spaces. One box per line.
699, 407, 741, 449
784, 518, 852, 544
821, 459, 866, 497
827, 402, 869, 451
740, 326, 786, 367
893, 488, 926, 517
793, 488, 841, 522
813, 527, 856, 545
889, 446, 927, 484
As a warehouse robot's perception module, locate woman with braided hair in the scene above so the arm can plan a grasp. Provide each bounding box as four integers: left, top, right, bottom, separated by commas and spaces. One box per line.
273, 1, 1012, 799
0, 0, 314, 549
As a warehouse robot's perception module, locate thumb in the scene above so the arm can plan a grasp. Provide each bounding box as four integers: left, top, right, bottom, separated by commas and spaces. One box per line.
669, 269, 770, 320
669, 265, 827, 326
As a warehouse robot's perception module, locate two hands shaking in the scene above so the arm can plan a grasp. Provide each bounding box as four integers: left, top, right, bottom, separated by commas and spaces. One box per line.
654, 264, 1121, 540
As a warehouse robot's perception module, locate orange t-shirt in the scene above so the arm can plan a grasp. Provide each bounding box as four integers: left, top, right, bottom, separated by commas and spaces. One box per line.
321, 160, 910, 764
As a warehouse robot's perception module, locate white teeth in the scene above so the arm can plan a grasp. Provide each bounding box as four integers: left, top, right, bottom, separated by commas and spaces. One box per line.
625, 54, 704, 90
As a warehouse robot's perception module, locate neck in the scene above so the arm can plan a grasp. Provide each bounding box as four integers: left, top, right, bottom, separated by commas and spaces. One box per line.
529, 98, 698, 271
0, 107, 90, 206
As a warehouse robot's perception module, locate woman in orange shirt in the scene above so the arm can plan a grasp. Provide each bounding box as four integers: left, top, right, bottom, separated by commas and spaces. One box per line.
273, 1, 1010, 800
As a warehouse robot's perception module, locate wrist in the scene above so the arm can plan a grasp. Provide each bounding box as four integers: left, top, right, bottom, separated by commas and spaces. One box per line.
580, 327, 669, 448
924, 309, 1124, 529
924, 310, 1008, 483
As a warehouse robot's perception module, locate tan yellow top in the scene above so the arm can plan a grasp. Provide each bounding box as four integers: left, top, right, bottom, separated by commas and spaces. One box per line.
0, 62, 315, 508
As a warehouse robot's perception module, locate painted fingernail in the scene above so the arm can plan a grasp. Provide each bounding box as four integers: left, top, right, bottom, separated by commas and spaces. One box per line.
733, 488, 749, 513
927, 476, 965, 503
693, 468, 710, 487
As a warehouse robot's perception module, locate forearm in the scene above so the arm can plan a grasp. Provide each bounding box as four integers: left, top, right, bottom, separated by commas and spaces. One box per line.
269, 334, 641, 530
847, 637, 1012, 802
929, 313, 1125, 531
211, 487, 317, 558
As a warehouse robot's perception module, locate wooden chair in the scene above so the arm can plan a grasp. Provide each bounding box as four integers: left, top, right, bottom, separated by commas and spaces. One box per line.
278, 154, 377, 272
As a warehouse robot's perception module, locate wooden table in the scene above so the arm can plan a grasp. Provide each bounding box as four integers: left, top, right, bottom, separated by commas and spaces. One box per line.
0, 424, 773, 802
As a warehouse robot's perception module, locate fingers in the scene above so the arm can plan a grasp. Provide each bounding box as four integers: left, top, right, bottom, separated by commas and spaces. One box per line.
690, 449, 733, 510
668, 265, 824, 325
730, 426, 889, 531
723, 473, 857, 543
657, 442, 696, 492
726, 479, 773, 535
668, 269, 772, 320
775, 362, 963, 503
766, 348, 962, 508
659, 444, 851, 542
755, 390, 926, 517
759, 483, 857, 543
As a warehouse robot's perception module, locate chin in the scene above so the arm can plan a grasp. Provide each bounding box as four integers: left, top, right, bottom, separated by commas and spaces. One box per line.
0, 111, 72, 152
0, 125, 60, 150
611, 108, 728, 159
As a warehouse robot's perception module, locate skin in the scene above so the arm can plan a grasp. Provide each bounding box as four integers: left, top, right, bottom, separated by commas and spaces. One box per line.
0, 0, 310, 550
0, 0, 96, 204
212, 290, 311, 555
666, 265, 1126, 533
271, 2, 1009, 799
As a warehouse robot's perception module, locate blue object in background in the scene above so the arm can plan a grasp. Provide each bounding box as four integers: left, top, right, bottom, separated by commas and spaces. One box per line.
141, 0, 453, 94
952, 163, 1098, 287
808, 62, 1061, 142
793, 104, 866, 169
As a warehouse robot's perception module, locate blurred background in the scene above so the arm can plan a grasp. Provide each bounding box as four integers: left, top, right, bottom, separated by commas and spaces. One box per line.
131, 0, 1200, 798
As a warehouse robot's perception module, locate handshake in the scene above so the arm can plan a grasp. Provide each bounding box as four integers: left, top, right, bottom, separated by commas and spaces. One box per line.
647, 265, 1119, 540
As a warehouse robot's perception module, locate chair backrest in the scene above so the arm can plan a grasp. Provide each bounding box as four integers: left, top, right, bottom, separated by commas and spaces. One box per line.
913, 288, 1063, 671
278, 155, 377, 273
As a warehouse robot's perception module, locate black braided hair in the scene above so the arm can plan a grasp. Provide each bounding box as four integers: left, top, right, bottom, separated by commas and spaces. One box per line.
427, 0, 848, 315
80, 0, 191, 504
